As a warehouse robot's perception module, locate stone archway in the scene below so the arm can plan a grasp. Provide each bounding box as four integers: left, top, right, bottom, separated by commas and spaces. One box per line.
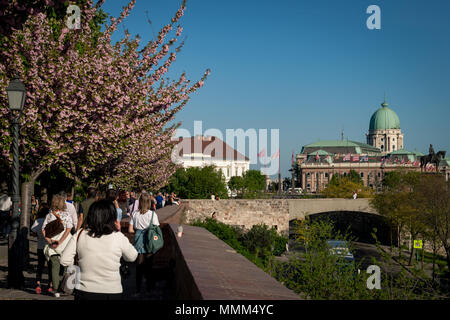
290, 211, 396, 246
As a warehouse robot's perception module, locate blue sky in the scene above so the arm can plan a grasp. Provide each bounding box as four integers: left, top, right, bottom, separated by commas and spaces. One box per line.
101, 0, 450, 178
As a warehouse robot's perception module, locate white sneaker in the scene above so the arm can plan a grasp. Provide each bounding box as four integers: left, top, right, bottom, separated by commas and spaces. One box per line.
54, 293, 60, 298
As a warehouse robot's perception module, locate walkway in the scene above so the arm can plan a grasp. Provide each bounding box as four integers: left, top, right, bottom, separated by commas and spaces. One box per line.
0, 203, 183, 300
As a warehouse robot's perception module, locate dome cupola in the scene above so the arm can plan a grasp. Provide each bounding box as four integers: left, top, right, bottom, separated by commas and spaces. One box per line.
369, 100, 401, 132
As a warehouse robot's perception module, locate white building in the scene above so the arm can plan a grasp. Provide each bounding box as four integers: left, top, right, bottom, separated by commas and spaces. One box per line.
173, 136, 250, 182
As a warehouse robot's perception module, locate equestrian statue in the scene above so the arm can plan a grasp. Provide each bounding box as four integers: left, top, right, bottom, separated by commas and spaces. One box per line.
420, 144, 446, 173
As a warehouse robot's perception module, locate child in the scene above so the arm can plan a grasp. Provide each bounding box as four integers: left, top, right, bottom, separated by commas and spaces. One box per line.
31, 203, 50, 294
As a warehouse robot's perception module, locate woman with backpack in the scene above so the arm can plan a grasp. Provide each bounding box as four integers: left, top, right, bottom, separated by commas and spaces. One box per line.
127, 193, 160, 295
42, 194, 73, 297
61, 200, 138, 300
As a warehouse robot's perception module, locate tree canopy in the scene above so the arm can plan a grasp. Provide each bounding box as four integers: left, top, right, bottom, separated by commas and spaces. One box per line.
166, 166, 228, 199
0, 0, 209, 191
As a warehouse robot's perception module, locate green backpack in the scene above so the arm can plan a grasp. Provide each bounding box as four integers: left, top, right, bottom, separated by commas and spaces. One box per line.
145, 211, 164, 254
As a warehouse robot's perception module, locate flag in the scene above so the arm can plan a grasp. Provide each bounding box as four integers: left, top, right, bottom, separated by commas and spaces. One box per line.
407, 159, 411, 164
315, 152, 319, 161
401, 158, 405, 164
394, 157, 398, 163
258, 148, 266, 158
343, 153, 351, 161
326, 154, 332, 164
361, 155, 368, 162
352, 154, 360, 162
271, 149, 280, 160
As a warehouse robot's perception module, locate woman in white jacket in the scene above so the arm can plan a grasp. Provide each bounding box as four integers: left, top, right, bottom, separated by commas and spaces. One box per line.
61, 200, 138, 300
41, 195, 73, 297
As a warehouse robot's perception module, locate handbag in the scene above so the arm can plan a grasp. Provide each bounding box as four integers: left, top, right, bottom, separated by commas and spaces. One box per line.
44, 212, 64, 239
145, 211, 164, 254
61, 229, 84, 295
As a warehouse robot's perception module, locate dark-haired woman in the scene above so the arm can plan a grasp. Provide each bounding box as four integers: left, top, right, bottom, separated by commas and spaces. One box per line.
106, 189, 123, 223
31, 203, 50, 294
61, 200, 138, 300
128, 193, 160, 294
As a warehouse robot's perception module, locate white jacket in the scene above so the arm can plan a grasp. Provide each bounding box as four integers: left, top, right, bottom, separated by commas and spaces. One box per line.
61, 229, 138, 294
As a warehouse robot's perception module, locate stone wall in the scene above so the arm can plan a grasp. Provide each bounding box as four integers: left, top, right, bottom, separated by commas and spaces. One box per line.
288, 198, 378, 220
184, 198, 378, 236
184, 199, 291, 235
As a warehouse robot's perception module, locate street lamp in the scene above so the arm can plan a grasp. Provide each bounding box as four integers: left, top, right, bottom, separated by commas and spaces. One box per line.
6, 74, 26, 289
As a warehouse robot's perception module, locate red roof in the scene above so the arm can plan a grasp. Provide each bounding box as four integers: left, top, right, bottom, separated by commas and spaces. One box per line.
174, 136, 249, 161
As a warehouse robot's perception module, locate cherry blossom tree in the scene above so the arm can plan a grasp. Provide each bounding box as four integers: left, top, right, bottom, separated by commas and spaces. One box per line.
0, 0, 209, 192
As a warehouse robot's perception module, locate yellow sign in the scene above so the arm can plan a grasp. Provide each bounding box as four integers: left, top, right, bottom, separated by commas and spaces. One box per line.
413, 240, 423, 249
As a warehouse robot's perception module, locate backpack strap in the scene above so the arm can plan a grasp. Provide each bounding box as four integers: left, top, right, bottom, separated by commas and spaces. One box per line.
150, 211, 155, 229
76, 228, 84, 243
74, 228, 84, 265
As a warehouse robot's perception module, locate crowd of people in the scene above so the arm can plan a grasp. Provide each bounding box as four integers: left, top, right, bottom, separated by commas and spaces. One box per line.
0, 184, 182, 300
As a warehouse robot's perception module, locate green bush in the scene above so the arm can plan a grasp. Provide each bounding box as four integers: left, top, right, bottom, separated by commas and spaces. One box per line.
191, 219, 287, 270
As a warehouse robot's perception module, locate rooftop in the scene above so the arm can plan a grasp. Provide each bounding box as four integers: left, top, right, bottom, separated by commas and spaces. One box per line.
173, 136, 250, 161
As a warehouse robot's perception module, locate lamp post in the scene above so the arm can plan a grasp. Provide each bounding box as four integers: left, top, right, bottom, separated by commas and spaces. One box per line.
6, 74, 26, 289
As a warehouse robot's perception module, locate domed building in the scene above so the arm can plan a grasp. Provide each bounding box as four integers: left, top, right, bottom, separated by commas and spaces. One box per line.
294, 98, 429, 193
366, 100, 404, 154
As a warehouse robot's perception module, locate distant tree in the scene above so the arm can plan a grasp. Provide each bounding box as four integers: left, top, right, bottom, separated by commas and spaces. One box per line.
228, 176, 245, 196
323, 173, 373, 198
371, 171, 426, 265
283, 177, 291, 191
167, 166, 228, 199
242, 170, 265, 193
412, 174, 450, 273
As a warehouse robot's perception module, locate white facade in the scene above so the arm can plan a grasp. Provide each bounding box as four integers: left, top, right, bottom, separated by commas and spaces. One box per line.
367, 129, 404, 154
180, 155, 250, 182
174, 136, 250, 183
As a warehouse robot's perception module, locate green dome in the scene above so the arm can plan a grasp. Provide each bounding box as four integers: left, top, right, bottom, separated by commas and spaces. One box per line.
369, 101, 400, 131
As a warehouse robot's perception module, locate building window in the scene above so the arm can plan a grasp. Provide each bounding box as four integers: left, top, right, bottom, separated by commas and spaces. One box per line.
360, 172, 364, 178
325, 173, 329, 178
307, 173, 310, 178
381, 145, 384, 150
378, 172, 381, 177
393, 145, 396, 150
343, 172, 347, 177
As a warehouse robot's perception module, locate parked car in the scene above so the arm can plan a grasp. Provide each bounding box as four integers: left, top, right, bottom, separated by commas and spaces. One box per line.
327, 240, 355, 262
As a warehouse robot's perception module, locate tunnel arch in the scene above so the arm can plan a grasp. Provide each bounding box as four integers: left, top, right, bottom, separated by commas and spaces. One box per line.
289, 211, 396, 246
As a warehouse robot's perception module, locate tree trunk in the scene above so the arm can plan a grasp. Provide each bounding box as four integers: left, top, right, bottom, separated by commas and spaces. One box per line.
19, 181, 33, 268
18, 166, 45, 268
432, 242, 437, 282
408, 246, 415, 266
445, 246, 450, 276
